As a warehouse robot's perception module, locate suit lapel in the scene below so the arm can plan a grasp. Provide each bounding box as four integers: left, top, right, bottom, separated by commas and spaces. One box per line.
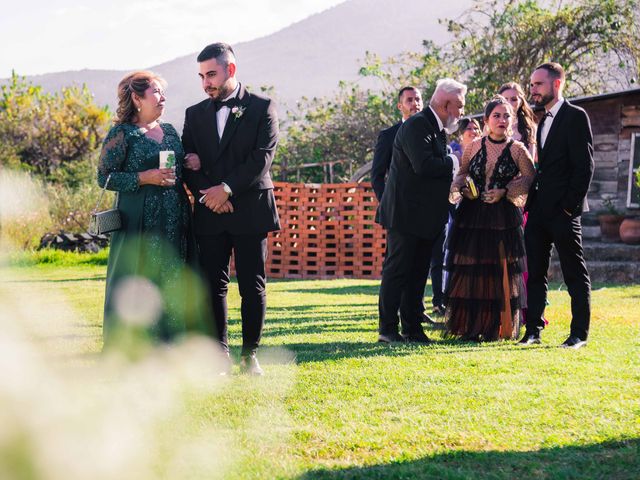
217, 83, 250, 159
198, 99, 219, 170
423, 108, 446, 152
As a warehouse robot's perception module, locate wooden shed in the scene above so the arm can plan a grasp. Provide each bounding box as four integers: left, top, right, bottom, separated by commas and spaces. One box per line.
556, 88, 640, 239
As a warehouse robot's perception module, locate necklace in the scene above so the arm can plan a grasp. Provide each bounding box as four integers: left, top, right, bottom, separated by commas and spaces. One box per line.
136, 120, 159, 132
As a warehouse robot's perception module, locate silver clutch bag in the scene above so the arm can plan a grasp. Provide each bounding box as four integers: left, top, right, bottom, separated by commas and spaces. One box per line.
89, 174, 122, 235
89, 208, 121, 235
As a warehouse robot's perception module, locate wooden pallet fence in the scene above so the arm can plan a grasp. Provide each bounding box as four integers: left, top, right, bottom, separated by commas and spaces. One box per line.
266, 182, 386, 279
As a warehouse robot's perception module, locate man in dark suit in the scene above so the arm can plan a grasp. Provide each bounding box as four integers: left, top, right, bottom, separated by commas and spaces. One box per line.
371, 86, 438, 325
182, 42, 280, 374
377, 78, 467, 343
520, 62, 594, 349
371, 87, 423, 201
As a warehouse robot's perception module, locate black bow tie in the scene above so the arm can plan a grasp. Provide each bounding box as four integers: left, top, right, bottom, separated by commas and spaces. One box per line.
214, 98, 239, 111
539, 111, 553, 124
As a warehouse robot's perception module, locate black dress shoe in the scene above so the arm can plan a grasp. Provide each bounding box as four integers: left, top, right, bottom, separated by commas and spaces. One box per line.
518, 332, 541, 345
421, 313, 437, 324
240, 353, 264, 376
560, 336, 587, 349
402, 331, 432, 344
432, 305, 446, 316
378, 332, 405, 343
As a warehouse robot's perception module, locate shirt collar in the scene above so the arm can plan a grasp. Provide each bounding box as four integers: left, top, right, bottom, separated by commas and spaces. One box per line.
429, 105, 444, 131
547, 96, 564, 117
222, 83, 240, 102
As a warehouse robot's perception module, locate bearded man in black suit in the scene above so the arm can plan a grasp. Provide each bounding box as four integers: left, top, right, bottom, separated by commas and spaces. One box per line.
182, 42, 280, 374
377, 78, 467, 343
520, 62, 594, 349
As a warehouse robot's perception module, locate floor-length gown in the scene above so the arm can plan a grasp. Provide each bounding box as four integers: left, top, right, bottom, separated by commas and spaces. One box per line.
98, 122, 203, 344
445, 136, 535, 341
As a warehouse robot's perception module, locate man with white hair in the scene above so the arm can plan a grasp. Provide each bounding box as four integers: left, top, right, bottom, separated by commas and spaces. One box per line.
377, 78, 466, 343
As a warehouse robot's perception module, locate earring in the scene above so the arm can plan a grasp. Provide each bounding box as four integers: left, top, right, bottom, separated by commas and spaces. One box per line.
136, 107, 141, 112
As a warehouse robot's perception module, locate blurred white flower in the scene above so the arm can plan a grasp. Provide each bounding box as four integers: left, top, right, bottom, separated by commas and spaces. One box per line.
113, 276, 163, 327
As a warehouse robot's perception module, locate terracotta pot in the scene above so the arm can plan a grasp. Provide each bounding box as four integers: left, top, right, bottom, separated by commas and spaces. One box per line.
598, 214, 624, 242
620, 217, 640, 245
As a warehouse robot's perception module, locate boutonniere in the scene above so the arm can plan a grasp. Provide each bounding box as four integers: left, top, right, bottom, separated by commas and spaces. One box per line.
231, 106, 246, 120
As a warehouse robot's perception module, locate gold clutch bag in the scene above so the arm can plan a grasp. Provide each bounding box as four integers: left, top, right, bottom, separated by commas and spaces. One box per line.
465, 176, 479, 199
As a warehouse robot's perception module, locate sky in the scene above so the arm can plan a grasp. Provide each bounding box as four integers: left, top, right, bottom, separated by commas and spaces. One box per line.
0, 0, 345, 78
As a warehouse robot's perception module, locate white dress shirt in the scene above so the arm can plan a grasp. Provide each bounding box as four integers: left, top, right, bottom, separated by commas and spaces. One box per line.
216, 83, 240, 139
540, 97, 564, 148
429, 105, 444, 132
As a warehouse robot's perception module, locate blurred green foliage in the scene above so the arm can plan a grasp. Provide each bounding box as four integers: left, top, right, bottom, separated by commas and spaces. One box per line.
0, 72, 111, 177
0, 73, 112, 245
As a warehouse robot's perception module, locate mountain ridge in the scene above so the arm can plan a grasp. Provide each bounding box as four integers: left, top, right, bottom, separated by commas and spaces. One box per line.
8, 0, 472, 127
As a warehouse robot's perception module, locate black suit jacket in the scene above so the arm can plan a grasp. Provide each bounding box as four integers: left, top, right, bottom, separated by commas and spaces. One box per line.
182, 84, 281, 235
377, 107, 453, 239
371, 122, 401, 202
525, 101, 594, 218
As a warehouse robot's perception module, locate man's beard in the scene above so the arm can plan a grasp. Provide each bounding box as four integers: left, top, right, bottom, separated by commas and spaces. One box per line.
533, 92, 554, 107
205, 80, 232, 100
444, 115, 459, 135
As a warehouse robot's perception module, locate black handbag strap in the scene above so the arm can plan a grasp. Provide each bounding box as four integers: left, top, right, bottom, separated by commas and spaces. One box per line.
93, 174, 117, 213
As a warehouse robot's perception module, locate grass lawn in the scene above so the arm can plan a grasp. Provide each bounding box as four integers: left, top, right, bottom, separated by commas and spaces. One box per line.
1, 261, 639, 479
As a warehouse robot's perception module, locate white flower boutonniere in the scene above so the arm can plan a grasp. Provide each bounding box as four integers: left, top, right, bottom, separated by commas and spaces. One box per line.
231, 106, 246, 120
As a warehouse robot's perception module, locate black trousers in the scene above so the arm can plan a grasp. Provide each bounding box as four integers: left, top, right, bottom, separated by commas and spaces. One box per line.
524, 211, 591, 340
197, 232, 268, 355
430, 225, 446, 307
379, 228, 440, 336
381, 234, 429, 321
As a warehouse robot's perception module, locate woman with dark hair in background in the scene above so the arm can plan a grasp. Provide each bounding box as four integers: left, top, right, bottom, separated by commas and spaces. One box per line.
498, 82, 537, 158
445, 95, 535, 341
436, 118, 482, 317
450, 118, 482, 160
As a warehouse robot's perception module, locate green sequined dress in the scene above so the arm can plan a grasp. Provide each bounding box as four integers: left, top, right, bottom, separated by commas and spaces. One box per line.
98, 122, 201, 344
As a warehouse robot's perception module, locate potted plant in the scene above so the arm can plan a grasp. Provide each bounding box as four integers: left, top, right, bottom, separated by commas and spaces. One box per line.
619, 169, 640, 244
597, 195, 624, 242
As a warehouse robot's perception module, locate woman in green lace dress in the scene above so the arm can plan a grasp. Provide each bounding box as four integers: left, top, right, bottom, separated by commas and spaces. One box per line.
98, 71, 203, 345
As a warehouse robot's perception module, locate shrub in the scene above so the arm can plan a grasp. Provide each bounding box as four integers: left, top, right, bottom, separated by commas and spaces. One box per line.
0, 169, 53, 250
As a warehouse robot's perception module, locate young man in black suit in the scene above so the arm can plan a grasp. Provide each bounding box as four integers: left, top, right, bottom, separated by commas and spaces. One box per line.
520, 62, 594, 349
182, 42, 280, 374
377, 78, 467, 343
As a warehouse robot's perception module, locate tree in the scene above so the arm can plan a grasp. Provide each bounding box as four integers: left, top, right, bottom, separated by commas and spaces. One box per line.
275, 43, 453, 183
444, 0, 640, 112
276, 85, 395, 183
276, 0, 640, 182
0, 72, 111, 178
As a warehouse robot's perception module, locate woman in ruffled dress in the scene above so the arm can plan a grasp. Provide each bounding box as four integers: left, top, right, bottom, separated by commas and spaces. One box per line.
445, 95, 535, 341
